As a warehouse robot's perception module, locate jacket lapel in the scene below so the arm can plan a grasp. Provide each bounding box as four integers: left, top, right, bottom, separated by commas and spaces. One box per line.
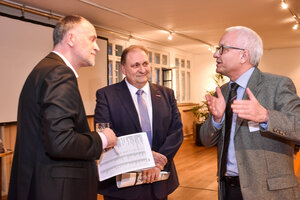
118, 80, 141, 131
234, 68, 263, 134
150, 84, 162, 146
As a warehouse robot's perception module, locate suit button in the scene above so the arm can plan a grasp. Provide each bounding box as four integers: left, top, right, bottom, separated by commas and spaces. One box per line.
279, 131, 284, 135
273, 128, 278, 132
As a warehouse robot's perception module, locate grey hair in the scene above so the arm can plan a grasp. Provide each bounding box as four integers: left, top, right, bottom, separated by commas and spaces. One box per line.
225, 26, 263, 67
53, 15, 85, 46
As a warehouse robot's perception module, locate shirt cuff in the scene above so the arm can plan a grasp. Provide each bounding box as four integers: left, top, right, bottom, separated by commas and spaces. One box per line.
97, 131, 108, 149
259, 121, 268, 130
212, 115, 224, 129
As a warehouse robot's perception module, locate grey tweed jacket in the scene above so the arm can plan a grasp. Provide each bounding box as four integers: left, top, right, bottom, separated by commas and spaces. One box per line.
200, 67, 300, 200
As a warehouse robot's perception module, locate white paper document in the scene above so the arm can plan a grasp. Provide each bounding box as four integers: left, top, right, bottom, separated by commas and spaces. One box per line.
98, 132, 155, 181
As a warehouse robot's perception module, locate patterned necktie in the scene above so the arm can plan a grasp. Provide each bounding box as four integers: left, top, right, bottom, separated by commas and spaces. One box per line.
136, 89, 152, 146
220, 82, 239, 177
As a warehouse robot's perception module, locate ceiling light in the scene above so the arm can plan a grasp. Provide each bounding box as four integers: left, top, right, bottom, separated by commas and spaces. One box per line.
293, 23, 299, 30
281, 0, 288, 9
168, 32, 173, 40
211, 47, 216, 53
208, 46, 216, 53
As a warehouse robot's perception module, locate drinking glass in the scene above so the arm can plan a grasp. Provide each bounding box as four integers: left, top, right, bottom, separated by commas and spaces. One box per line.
96, 122, 110, 132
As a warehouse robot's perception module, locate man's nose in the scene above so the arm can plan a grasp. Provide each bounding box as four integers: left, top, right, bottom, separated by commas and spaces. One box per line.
94, 42, 100, 52
213, 50, 220, 58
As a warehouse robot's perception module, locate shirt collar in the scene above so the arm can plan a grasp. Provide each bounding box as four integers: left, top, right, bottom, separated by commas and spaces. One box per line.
232, 67, 255, 88
52, 51, 79, 78
125, 78, 150, 96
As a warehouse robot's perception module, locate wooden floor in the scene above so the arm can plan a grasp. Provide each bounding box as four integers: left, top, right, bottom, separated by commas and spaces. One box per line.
169, 135, 218, 200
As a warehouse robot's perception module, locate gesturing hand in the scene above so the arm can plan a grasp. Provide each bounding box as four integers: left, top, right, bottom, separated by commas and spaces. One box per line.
205, 87, 226, 123
231, 88, 269, 123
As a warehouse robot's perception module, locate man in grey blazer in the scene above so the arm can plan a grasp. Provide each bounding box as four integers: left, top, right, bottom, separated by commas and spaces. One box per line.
200, 26, 300, 200
8, 15, 117, 200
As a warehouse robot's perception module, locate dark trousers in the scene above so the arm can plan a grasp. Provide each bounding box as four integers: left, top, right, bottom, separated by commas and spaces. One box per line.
223, 176, 243, 200
104, 194, 167, 200
104, 198, 167, 200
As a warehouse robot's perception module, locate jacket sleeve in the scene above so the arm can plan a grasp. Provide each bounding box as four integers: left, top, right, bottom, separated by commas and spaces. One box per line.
40, 66, 103, 160
199, 114, 223, 147
262, 77, 300, 144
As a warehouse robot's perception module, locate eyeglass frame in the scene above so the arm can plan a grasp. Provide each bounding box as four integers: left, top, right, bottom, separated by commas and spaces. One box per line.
215, 45, 246, 55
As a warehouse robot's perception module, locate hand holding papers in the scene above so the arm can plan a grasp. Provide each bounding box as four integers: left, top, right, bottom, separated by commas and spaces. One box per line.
98, 132, 155, 181
96, 123, 117, 149
116, 171, 170, 188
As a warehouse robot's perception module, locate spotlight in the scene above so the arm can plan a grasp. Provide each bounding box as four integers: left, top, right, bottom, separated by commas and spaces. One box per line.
293, 23, 299, 30
281, 0, 288, 9
168, 32, 173, 40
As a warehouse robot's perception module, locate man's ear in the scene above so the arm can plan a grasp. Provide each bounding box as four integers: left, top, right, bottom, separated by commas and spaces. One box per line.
121, 64, 126, 75
240, 50, 249, 64
65, 32, 76, 47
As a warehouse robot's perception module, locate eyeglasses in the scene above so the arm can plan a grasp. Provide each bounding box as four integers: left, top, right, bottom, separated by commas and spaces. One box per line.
215, 45, 245, 55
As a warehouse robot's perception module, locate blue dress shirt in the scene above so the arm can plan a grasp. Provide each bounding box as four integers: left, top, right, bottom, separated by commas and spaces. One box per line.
213, 67, 256, 176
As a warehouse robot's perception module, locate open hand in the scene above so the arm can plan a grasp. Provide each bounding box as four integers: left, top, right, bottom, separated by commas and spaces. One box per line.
205, 87, 226, 122
231, 88, 269, 123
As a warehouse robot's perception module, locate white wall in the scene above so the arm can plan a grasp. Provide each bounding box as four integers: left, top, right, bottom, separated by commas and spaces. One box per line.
191, 52, 225, 103
190, 46, 300, 104
260, 47, 300, 94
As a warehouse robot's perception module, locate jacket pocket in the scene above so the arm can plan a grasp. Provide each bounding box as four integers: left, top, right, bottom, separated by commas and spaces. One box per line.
51, 166, 87, 179
267, 174, 299, 190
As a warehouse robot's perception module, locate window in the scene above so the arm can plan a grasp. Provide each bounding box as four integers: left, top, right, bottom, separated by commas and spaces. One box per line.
108, 60, 113, 85
149, 67, 153, 83
108, 41, 124, 85
187, 72, 190, 101
115, 61, 123, 82
115, 44, 123, 57
149, 51, 153, 63
155, 53, 160, 64
175, 69, 180, 100
175, 58, 179, 67
162, 54, 168, 66
187, 60, 191, 69
162, 68, 172, 88
181, 71, 185, 101
155, 68, 160, 84
181, 59, 185, 68
108, 43, 113, 55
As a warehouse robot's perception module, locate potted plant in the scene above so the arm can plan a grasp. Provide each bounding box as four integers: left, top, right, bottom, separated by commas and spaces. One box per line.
184, 73, 225, 145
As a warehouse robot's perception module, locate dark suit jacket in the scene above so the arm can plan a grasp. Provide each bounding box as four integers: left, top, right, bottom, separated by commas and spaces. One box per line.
94, 80, 183, 199
8, 53, 103, 200
200, 68, 300, 200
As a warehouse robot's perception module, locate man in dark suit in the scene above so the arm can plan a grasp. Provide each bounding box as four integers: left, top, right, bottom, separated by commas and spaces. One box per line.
8, 15, 117, 200
200, 26, 300, 200
94, 45, 183, 200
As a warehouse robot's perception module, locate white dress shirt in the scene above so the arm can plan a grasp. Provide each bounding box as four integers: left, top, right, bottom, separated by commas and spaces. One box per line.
125, 79, 153, 137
